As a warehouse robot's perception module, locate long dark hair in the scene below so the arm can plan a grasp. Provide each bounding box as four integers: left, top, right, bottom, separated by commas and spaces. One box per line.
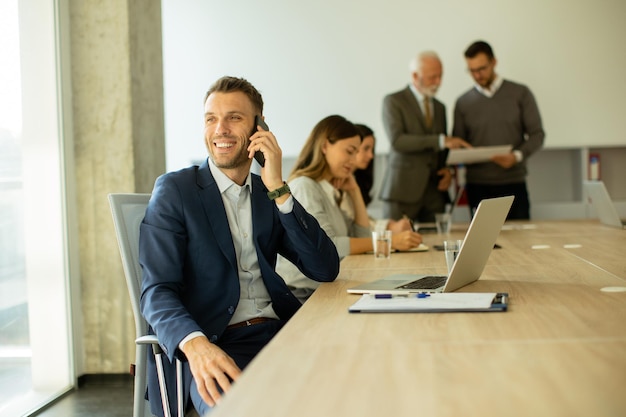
353, 124, 375, 206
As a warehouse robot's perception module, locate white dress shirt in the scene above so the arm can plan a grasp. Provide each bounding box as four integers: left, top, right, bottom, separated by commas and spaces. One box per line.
180, 159, 294, 348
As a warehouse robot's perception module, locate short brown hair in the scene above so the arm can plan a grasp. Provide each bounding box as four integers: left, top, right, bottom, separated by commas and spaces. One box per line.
464, 41, 495, 60
204, 76, 264, 114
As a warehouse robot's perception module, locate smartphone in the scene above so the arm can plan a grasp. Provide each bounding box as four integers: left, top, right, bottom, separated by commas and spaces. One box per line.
252, 115, 268, 167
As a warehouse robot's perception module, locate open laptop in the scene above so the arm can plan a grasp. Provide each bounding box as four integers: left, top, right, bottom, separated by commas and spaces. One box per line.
348, 195, 514, 294
583, 180, 626, 229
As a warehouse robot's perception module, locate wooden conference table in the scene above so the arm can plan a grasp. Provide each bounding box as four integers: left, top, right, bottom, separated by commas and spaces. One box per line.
210, 220, 626, 417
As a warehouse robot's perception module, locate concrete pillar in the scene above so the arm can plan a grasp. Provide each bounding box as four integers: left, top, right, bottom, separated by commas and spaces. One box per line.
68, 0, 165, 373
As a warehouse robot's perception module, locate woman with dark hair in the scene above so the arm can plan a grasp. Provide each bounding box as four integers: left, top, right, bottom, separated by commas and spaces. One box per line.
276, 115, 422, 302
353, 124, 376, 206
340, 124, 413, 233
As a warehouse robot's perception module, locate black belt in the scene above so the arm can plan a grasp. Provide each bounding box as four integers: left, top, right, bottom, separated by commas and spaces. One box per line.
226, 317, 276, 329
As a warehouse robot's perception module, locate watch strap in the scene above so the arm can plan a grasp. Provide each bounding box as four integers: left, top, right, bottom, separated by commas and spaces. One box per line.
267, 182, 291, 200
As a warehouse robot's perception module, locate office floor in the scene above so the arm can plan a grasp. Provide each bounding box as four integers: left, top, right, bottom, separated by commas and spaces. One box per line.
34, 375, 133, 417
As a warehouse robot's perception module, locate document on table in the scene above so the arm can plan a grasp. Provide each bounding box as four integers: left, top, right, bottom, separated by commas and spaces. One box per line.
365, 243, 429, 254
446, 145, 512, 165
348, 292, 508, 313
404, 243, 429, 252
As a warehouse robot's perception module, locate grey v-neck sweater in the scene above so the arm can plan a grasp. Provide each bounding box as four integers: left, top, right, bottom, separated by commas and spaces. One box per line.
452, 80, 545, 185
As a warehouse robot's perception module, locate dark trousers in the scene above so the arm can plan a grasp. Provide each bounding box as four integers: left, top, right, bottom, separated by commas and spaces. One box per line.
465, 182, 530, 220
382, 186, 448, 223
190, 320, 285, 415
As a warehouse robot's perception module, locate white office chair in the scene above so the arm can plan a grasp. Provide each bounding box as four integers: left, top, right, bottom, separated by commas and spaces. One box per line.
109, 193, 189, 417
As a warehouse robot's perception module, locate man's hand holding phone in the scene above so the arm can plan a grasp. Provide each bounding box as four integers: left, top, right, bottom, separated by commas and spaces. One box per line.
248, 115, 286, 199
251, 115, 269, 167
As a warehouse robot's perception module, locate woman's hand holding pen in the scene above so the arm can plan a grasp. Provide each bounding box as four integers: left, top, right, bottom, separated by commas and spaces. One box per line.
391, 229, 422, 251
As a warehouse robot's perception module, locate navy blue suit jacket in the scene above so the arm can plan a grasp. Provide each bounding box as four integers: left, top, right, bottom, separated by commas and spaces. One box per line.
139, 159, 339, 416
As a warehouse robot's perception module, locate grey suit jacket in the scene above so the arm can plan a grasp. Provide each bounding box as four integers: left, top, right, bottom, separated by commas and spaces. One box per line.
379, 86, 448, 204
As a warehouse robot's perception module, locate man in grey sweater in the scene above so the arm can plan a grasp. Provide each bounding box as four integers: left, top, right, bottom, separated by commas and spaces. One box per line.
453, 40, 545, 219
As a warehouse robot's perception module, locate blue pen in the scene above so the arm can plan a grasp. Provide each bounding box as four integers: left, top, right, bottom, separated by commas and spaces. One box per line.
416, 293, 430, 298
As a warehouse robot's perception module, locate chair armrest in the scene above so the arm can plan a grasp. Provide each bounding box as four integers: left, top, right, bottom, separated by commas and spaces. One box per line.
135, 334, 184, 416
136, 334, 159, 345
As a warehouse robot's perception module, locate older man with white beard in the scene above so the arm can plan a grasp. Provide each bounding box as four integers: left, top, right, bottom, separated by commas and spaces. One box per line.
379, 51, 470, 223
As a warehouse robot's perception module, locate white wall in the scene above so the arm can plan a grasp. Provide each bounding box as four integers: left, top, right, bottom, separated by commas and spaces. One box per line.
162, 0, 626, 171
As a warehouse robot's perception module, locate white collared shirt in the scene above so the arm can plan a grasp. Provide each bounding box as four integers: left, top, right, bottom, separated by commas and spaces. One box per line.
474, 74, 503, 98
178, 160, 289, 350
178, 158, 284, 350
208, 159, 279, 325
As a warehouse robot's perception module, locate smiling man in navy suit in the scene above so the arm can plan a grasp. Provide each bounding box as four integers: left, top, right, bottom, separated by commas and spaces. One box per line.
139, 76, 340, 416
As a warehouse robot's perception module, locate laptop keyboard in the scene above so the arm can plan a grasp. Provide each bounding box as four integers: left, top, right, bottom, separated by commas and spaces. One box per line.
396, 275, 447, 290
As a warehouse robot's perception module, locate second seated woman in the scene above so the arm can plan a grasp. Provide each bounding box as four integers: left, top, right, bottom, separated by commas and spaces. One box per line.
340, 123, 414, 233
276, 115, 423, 302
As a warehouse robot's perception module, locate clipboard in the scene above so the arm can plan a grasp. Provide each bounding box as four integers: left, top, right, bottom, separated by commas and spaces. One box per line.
348, 292, 508, 313
446, 145, 512, 165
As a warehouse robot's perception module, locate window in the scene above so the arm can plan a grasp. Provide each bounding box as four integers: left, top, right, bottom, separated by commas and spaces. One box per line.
0, 1, 75, 415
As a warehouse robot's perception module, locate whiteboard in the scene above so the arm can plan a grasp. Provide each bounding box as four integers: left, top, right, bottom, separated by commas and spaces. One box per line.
162, 0, 626, 171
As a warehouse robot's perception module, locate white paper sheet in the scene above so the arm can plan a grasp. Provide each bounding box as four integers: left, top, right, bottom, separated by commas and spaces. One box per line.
348, 292, 500, 313
446, 145, 513, 165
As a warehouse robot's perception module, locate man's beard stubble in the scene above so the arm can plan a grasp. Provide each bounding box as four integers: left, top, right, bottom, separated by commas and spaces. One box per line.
207, 134, 250, 170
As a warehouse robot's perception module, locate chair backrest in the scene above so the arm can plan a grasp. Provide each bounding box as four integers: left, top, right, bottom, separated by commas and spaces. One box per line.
108, 193, 151, 340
